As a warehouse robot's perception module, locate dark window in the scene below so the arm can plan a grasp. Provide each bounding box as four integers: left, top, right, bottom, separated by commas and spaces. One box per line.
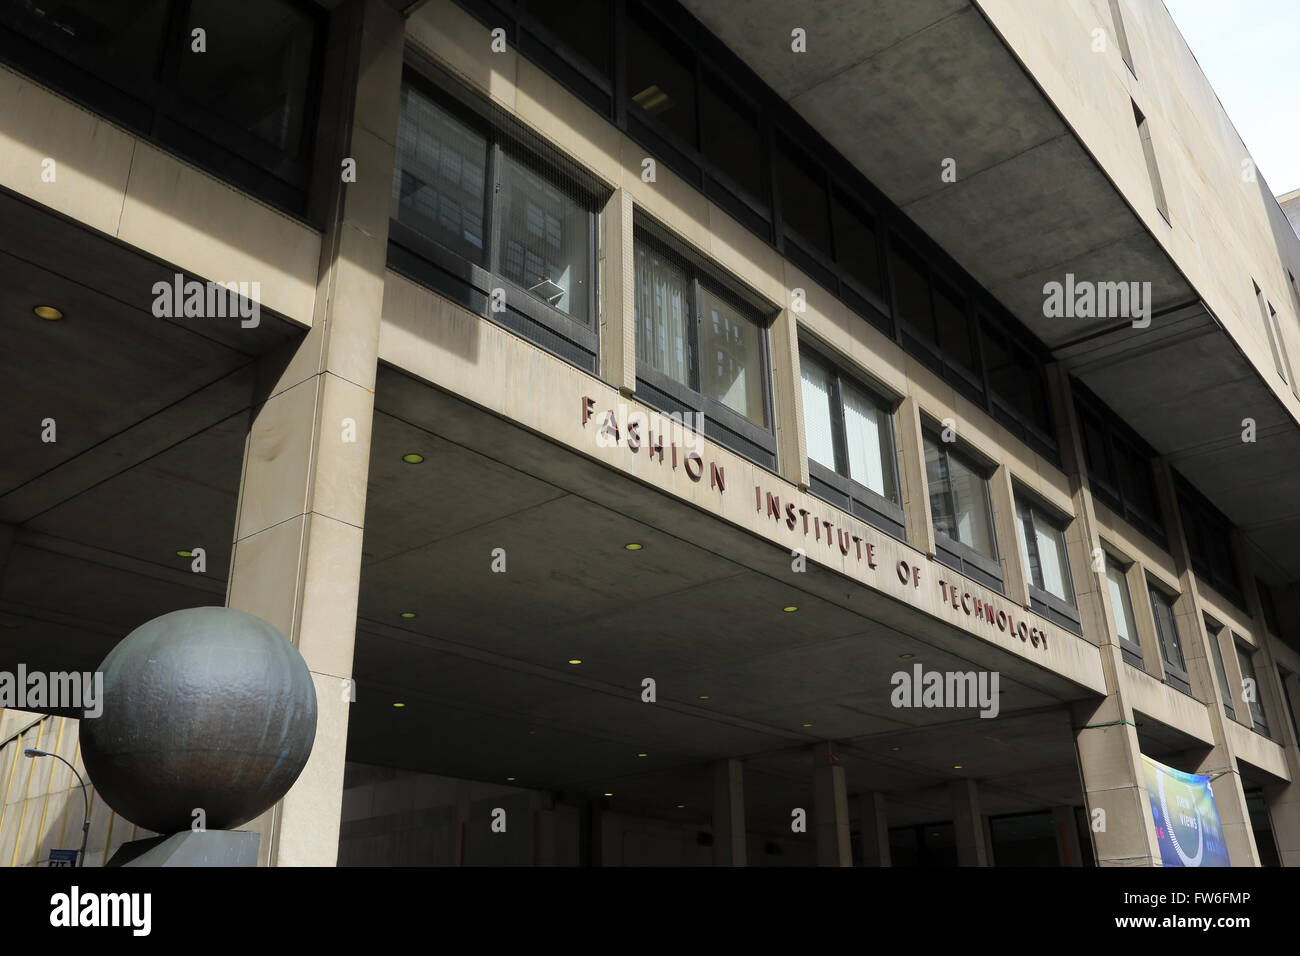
519, 0, 611, 77
1132, 101, 1169, 223
625, 4, 696, 147
799, 346, 904, 539
1149, 584, 1190, 693
389, 74, 600, 369
178, 0, 317, 156
831, 190, 882, 298
1073, 383, 1165, 544
890, 240, 934, 344
981, 315, 1054, 447
700, 79, 764, 202
1176, 475, 1243, 606
989, 811, 1061, 866
1206, 620, 1235, 719
0, 0, 325, 214
933, 278, 975, 374
633, 229, 776, 467
888, 822, 957, 867
925, 433, 1001, 589
1235, 641, 1269, 734
1108, 0, 1136, 75
775, 138, 832, 258
1257, 579, 1281, 636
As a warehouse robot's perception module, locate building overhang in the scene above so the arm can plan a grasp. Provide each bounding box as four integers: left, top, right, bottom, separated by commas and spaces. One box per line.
678, 0, 1300, 581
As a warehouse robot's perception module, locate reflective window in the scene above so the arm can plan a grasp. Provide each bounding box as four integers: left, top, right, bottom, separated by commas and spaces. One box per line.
633, 232, 771, 432
392, 87, 488, 263
800, 348, 898, 503
933, 279, 974, 372
925, 436, 996, 561
1106, 558, 1140, 657
520, 0, 611, 75
634, 241, 693, 386
498, 153, 591, 324
1016, 498, 1074, 605
1206, 622, 1235, 717
800, 352, 838, 472
699, 286, 766, 427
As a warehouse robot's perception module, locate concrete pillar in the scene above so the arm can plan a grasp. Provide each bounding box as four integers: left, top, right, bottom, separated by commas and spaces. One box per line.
600, 187, 635, 395
711, 758, 747, 867
895, 396, 935, 556
226, 0, 403, 867
858, 791, 890, 866
1265, 671, 1300, 865
1045, 365, 1161, 866
1052, 805, 1083, 866
813, 745, 851, 866
771, 305, 808, 490
950, 779, 989, 866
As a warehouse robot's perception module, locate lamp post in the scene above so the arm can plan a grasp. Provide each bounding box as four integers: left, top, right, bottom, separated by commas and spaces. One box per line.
24, 748, 89, 867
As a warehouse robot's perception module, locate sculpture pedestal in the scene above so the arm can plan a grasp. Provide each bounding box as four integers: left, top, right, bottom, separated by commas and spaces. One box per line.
106, 830, 260, 867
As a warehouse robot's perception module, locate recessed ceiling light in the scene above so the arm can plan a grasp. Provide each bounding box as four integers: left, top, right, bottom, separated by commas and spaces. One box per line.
801, 722, 813, 728
953, 764, 963, 770
889, 746, 901, 752
175, 550, 192, 558
568, 659, 582, 665
636, 752, 647, 758
506, 776, 515, 782
899, 653, 915, 660
402, 453, 424, 464
697, 695, 710, 700
1, 621, 20, 629
393, 702, 405, 708
624, 543, 643, 551
782, 605, 798, 613
399, 611, 417, 619
527, 730, 537, 735
603, 792, 613, 797
33, 305, 63, 320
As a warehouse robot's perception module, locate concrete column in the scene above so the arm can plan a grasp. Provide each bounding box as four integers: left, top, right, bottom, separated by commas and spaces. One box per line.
711, 758, 747, 866
858, 791, 890, 866
600, 187, 635, 395
226, 0, 403, 867
951, 779, 989, 866
1045, 365, 1162, 866
771, 306, 808, 490
813, 745, 851, 866
1265, 671, 1300, 865
895, 396, 935, 556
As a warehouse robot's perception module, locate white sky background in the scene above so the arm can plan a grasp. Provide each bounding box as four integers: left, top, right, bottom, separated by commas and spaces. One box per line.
1163, 0, 1300, 196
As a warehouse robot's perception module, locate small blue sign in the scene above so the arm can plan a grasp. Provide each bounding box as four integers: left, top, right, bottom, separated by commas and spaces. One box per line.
47, 848, 79, 867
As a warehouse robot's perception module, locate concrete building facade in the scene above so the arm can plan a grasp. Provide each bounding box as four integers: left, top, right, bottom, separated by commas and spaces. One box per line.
0, 0, 1298, 866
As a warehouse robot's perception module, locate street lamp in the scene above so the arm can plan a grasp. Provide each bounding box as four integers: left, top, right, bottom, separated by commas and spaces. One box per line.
24, 748, 89, 867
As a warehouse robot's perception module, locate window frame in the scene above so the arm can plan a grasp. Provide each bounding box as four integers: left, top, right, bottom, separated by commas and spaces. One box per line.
1147, 582, 1191, 695
923, 431, 1003, 591
387, 66, 604, 372
1205, 619, 1236, 720
798, 344, 906, 541
1105, 554, 1144, 667
632, 225, 778, 469
1175, 473, 1245, 609
1014, 492, 1081, 634
1234, 639, 1270, 735
1073, 383, 1167, 547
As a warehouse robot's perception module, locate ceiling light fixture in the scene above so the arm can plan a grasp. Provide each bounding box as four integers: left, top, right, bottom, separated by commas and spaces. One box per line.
402, 453, 424, 464
393, 702, 405, 708
33, 305, 63, 320
175, 550, 193, 558
399, 611, 417, 620
568, 659, 582, 665
624, 543, 643, 551
782, 605, 798, 613
899, 653, 915, 660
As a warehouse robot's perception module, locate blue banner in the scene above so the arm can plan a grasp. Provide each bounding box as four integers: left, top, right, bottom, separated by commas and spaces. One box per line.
1141, 755, 1230, 867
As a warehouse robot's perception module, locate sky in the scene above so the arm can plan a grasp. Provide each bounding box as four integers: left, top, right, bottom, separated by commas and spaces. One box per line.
1163, 0, 1300, 197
